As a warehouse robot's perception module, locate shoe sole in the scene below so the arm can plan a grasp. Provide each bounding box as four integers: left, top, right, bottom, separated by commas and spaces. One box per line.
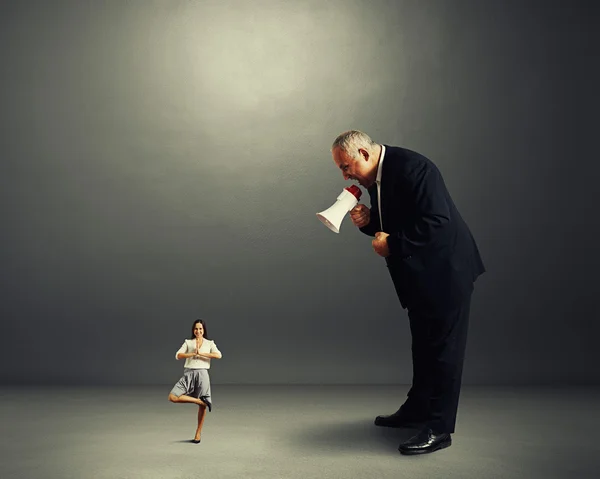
398, 438, 452, 455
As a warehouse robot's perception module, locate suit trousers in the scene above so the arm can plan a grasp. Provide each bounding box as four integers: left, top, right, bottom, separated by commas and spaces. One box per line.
400, 291, 472, 434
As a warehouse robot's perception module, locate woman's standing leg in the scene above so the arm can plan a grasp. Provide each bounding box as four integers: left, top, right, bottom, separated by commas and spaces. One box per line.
194, 404, 207, 442
193, 370, 211, 442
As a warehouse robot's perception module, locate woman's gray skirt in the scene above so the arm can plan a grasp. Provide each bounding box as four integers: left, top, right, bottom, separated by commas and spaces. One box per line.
170, 368, 212, 411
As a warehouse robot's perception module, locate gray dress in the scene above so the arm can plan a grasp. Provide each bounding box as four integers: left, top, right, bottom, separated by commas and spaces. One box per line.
171, 368, 212, 411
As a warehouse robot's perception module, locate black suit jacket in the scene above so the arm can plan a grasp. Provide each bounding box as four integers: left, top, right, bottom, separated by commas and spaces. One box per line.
359, 146, 485, 311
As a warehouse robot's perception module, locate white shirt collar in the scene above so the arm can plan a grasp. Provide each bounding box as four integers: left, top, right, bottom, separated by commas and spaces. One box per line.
376, 144, 386, 184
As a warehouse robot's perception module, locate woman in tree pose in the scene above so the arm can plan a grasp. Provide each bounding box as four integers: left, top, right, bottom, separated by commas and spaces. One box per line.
168, 319, 222, 443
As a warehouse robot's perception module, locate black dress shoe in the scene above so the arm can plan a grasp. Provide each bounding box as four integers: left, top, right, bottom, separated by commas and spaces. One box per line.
398, 428, 451, 455
191, 439, 201, 444
374, 410, 426, 428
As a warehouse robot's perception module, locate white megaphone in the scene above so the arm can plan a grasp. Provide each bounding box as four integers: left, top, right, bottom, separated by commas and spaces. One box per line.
316, 185, 362, 233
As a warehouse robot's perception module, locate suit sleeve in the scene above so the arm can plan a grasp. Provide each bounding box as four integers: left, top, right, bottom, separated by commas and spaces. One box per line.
358, 188, 382, 237
387, 163, 450, 258
358, 207, 380, 237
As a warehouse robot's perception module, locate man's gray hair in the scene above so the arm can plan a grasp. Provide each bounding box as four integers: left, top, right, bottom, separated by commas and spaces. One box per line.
331, 130, 376, 159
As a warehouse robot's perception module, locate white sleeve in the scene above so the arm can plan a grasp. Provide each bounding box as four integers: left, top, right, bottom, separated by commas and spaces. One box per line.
210, 341, 222, 357
175, 341, 187, 359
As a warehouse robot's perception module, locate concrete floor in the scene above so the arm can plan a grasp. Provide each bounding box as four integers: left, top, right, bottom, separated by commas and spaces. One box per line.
1, 385, 599, 479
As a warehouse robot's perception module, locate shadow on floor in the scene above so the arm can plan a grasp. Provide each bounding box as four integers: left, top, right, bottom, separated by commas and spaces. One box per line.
171, 439, 202, 444
289, 419, 421, 453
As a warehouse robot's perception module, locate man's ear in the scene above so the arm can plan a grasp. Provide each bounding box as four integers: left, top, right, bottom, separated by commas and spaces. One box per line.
358, 148, 369, 161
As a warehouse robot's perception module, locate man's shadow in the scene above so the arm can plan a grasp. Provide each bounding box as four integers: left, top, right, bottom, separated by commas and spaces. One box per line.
289, 419, 420, 454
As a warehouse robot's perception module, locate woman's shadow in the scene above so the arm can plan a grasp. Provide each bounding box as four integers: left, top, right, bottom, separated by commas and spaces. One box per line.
289, 418, 420, 454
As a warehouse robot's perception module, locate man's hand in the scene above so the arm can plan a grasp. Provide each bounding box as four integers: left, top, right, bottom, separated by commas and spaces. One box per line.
349, 204, 370, 228
372, 232, 390, 257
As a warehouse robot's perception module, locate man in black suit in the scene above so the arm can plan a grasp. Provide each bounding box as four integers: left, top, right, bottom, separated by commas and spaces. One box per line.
331, 130, 485, 455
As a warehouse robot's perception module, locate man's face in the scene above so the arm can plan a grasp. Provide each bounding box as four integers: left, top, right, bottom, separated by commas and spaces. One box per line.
332, 146, 375, 188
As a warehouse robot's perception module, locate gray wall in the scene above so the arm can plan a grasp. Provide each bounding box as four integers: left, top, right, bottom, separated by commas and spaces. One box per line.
1, 0, 598, 385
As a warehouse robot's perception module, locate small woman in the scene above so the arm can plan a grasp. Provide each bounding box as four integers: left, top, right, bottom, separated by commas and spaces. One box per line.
168, 319, 222, 443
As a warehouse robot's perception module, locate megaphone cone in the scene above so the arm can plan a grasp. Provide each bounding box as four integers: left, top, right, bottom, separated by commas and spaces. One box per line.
316, 185, 362, 233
